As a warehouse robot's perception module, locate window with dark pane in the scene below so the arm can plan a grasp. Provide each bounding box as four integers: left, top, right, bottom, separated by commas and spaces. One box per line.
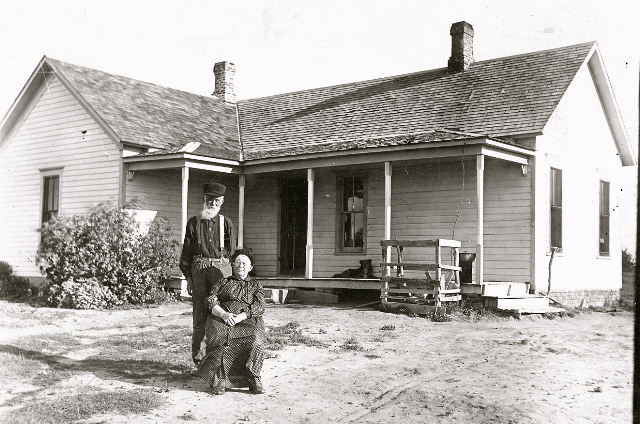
339, 176, 365, 252
42, 175, 60, 223
550, 168, 562, 249
599, 180, 610, 256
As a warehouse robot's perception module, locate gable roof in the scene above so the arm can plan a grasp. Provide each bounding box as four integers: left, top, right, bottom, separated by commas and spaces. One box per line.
47, 58, 241, 160
1, 41, 633, 165
237, 42, 595, 159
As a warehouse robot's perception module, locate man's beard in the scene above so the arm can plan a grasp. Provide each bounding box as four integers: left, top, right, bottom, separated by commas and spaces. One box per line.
200, 205, 220, 220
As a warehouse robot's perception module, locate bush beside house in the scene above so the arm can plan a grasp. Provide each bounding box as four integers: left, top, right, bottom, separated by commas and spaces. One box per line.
35, 205, 179, 309
621, 249, 635, 304
0, 261, 34, 298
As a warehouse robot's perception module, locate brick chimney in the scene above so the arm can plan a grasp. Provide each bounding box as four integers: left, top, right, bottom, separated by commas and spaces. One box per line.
213, 61, 236, 103
448, 21, 474, 72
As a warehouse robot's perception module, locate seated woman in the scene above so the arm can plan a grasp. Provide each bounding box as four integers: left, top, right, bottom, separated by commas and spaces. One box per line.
196, 249, 266, 395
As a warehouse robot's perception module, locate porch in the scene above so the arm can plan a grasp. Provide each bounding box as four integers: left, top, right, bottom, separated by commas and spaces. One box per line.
124, 135, 536, 297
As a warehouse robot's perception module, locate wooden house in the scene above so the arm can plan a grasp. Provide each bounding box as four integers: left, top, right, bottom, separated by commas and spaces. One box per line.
0, 22, 634, 307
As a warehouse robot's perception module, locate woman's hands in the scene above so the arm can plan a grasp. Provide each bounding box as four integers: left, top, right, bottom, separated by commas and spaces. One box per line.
223, 312, 248, 327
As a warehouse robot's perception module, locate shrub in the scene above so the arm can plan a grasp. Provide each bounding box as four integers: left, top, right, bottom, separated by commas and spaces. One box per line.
622, 249, 636, 272
0, 261, 13, 282
37, 204, 179, 309
0, 261, 33, 298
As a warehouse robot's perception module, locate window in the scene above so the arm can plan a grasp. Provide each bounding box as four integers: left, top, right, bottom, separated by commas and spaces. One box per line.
337, 175, 366, 253
42, 175, 60, 223
599, 180, 610, 256
550, 168, 562, 249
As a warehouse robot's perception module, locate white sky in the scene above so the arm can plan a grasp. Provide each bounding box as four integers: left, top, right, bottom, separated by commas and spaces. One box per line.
0, 0, 638, 252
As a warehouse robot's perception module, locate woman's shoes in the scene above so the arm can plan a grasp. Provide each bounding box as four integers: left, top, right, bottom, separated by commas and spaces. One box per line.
249, 377, 265, 394
210, 384, 226, 395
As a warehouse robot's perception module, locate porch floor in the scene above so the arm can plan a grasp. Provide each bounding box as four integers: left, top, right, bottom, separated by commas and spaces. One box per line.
261, 277, 380, 290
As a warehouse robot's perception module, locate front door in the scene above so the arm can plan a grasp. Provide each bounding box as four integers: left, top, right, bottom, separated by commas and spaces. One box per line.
280, 178, 307, 275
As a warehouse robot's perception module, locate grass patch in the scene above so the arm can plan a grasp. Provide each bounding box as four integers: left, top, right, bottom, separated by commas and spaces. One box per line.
2, 388, 162, 424
339, 336, 364, 351
266, 322, 328, 350
0, 351, 48, 380
379, 324, 395, 331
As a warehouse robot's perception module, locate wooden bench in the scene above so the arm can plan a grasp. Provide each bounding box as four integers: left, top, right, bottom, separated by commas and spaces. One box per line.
380, 239, 462, 314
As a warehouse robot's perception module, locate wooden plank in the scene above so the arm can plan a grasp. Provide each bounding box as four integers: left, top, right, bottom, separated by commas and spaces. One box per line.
380, 263, 462, 272
485, 295, 549, 311
387, 288, 437, 295
437, 294, 462, 302
384, 162, 392, 277
381, 277, 439, 285
261, 277, 380, 290
305, 168, 314, 279
437, 239, 462, 248
237, 174, 245, 248
381, 239, 438, 247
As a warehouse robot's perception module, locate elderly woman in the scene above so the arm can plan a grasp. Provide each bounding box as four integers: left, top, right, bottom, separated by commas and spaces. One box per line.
196, 249, 266, 395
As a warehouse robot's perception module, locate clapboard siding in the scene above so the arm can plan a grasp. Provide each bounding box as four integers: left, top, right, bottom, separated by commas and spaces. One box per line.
126, 169, 240, 276
0, 76, 121, 277
483, 159, 531, 281
243, 175, 279, 276
303, 159, 531, 281
534, 63, 623, 292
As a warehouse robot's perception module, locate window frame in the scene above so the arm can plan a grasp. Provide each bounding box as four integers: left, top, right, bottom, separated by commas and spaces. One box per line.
335, 173, 368, 255
549, 167, 562, 251
40, 167, 63, 225
598, 179, 610, 257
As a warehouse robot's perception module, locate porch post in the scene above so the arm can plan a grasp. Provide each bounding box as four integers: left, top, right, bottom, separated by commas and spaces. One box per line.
237, 174, 245, 249
120, 163, 128, 207
384, 162, 392, 277
305, 168, 315, 279
181, 166, 190, 296
476, 154, 484, 285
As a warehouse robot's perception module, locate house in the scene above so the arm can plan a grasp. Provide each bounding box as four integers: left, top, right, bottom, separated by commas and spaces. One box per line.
0, 22, 635, 307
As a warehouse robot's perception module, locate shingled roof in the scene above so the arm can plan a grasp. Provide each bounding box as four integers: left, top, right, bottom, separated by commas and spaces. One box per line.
47, 58, 241, 161
29, 42, 595, 162
237, 42, 595, 159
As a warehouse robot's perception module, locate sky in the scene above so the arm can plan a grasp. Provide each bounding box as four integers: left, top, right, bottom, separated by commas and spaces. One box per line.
0, 0, 638, 253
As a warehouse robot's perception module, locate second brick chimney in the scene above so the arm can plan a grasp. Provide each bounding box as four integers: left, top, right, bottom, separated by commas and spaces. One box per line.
213, 61, 236, 103
448, 21, 474, 72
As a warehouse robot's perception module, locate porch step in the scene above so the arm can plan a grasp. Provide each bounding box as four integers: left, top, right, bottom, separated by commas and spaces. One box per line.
483, 295, 550, 313
461, 282, 530, 297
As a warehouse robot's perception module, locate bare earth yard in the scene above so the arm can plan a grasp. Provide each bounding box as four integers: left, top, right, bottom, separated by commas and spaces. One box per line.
0, 300, 633, 423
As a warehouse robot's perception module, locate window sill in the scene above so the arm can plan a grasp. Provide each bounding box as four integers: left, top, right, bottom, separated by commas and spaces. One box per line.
597, 255, 611, 260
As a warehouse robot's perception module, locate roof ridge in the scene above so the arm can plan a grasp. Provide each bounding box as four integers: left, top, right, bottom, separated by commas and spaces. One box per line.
238, 41, 596, 104
473, 40, 596, 65
45, 56, 224, 105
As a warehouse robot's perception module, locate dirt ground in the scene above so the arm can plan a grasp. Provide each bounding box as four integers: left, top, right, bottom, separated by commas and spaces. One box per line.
0, 299, 633, 423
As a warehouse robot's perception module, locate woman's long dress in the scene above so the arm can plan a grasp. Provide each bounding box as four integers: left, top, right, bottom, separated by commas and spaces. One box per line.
196, 275, 266, 388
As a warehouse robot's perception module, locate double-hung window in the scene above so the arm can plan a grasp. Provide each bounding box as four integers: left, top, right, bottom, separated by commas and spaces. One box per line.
42, 174, 60, 224
550, 168, 562, 250
599, 180, 610, 256
337, 175, 366, 253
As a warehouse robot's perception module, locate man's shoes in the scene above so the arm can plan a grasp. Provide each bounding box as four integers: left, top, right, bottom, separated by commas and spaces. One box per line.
249, 377, 265, 394
189, 359, 201, 377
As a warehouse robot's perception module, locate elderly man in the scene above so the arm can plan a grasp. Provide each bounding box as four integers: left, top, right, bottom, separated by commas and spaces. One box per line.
180, 182, 236, 367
